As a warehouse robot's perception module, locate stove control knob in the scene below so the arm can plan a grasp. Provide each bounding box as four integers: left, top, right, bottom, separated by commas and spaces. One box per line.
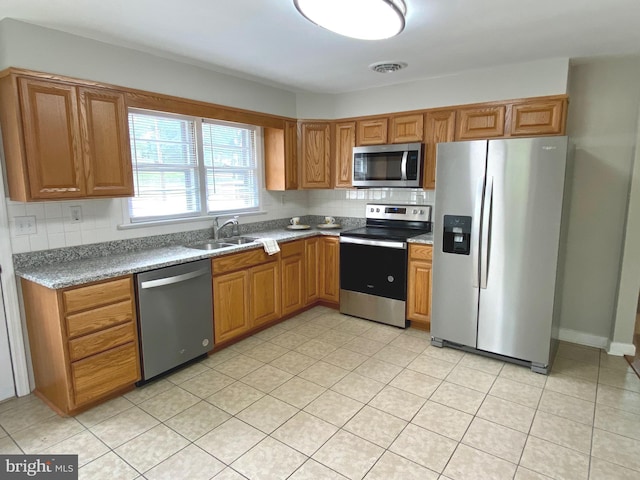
376, 208, 380, 212
419, 209, 424, 214
370, 207, 374, 212
412, 209, 418, 214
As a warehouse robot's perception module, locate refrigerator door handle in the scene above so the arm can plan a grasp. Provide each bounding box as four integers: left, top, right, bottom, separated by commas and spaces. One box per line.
471, 179, 484, 288
480, 176, 493, 289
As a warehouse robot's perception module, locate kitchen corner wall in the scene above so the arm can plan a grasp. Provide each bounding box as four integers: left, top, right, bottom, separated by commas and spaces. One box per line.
560, 56, 640, 346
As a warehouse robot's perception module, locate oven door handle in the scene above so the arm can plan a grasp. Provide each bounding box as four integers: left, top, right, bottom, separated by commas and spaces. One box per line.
340, 236, 407, 250
400, 151, 409, 180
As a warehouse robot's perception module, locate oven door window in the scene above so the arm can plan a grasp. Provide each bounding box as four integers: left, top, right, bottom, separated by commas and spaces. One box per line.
340, 242, 407, 300
353, 152, 404, 181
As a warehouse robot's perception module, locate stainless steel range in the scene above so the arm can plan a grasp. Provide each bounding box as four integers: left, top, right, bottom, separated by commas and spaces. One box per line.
340, 203, 432, 328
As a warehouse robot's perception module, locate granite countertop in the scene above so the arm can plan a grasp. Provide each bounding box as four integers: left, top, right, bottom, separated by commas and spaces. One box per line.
408, 233, 434, 245
16, 228, 341, 289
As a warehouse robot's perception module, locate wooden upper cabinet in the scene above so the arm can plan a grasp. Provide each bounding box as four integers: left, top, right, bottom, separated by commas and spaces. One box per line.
18, 77, 85, 199
79, 87, 133, 196
357, 118, 388, 145
264, 120, 298, 191
390, 113, 424, 143
455, 105, 506, 140
334, 121, 356, 188
508, 98, 566, 136
300, 121, 332, 189
424, 110, 456, 189
0, 74, 134, 201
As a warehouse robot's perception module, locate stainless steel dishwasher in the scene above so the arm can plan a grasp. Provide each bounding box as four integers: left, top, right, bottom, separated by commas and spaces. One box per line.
136, 259, 213, 382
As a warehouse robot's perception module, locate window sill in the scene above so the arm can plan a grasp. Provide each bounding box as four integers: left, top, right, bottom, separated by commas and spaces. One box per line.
117, 210, 267, 230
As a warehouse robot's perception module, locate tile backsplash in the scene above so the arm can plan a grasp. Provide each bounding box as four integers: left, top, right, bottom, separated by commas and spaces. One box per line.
6, 188, 434, 254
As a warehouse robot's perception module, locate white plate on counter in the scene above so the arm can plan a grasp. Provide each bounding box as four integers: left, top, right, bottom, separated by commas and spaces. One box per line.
286, 224, 311, 230
317, 224, 341, 229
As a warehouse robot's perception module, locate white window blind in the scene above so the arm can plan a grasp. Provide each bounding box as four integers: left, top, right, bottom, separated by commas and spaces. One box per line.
202, 121, 259, 214
127, 109, 260, 223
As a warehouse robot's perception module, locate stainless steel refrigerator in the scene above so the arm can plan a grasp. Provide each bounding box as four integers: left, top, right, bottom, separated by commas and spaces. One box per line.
431, 136, 569, 374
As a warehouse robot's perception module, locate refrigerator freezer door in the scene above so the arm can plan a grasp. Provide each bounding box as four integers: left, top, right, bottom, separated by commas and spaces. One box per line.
477, 137, 567, 365
432, 140, 487, 347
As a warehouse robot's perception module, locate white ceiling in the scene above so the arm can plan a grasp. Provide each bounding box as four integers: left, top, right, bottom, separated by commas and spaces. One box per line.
2, 0, 640, 94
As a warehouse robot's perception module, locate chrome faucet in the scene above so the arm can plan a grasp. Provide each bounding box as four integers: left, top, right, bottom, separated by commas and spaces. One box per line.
214, 216, 239, 239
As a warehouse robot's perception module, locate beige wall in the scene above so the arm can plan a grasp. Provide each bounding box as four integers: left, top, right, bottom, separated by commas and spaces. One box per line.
560, 57, 640, 346
296, 58, 570, 119
0, 19, 298, 118
611, 102, 640, 352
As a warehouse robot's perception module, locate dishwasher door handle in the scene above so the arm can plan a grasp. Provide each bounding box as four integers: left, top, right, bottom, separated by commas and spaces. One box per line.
140, 268, 210, 289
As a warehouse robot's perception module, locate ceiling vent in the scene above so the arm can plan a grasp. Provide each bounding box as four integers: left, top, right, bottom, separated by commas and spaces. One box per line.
369, 61, 408, 73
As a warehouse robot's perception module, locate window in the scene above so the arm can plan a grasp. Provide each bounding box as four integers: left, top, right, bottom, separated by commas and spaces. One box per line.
127, 109, 261, 223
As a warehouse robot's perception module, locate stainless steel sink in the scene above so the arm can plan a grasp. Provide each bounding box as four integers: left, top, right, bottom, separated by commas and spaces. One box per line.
222, 236, 258, 245
185, 236, 258, 250
186, 240, 235, 251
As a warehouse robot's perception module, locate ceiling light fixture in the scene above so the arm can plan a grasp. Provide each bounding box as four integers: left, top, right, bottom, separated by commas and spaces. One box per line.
294, 0, 407, 40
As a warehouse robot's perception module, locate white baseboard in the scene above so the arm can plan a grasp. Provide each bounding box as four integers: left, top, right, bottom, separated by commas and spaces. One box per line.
558, 328, 609, 349
606, 341, 637, 357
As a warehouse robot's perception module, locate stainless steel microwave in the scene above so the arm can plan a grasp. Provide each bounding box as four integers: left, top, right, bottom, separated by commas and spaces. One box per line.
352, 142, 423, 188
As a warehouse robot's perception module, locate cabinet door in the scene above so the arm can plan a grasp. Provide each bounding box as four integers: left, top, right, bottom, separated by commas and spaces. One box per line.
424, 110, 456, 189
79, 87, 134, 197
390, 114, 424, 143
305, 238, 320, 305
71, 342, 139, 406
319, 237, 340, 303
18, 77, 85, 198
407, 245, 433, 327
509, 98, 566, 136
281, 253, 305, 316
455, 106, 506, 140
213, 271, 250, 344
284, 120, 299, 189
250, 261, 281, 327
357, 118, 388, 145
300, 122, 331, 189
334, 121, 355, 188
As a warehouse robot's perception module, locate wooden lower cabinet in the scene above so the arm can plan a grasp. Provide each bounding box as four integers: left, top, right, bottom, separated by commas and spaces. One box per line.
213, 270, 251, 344
407, 244, 433, 329
251, 261, 281, 327
281, 241, 305, 316
21, 276, 140, 415
319, 236, 340, 304
305, 237, 320, 305
212, 249, 280, 345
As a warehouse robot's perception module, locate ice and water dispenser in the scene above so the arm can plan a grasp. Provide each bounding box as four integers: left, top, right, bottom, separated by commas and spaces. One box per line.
442, 215, 472, 255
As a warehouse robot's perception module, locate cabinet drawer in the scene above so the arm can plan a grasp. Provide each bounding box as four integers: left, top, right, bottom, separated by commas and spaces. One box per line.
66, 300, 133, 338
71, 342, 139, 406
68, 322, 135, 362
409, 244, 433, 261
63, 277, 131, 313
281, 240, 304, 258
213, 248, 276, 275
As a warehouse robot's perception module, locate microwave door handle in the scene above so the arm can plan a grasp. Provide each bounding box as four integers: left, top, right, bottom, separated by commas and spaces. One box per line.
400, 151, 408, 180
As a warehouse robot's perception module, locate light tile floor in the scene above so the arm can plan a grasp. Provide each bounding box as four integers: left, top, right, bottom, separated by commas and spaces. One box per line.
1, 306, 640, 479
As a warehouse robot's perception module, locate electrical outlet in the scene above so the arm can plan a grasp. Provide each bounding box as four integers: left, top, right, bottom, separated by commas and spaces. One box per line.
15, 216, 37, 235
69, 205, 83, 223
